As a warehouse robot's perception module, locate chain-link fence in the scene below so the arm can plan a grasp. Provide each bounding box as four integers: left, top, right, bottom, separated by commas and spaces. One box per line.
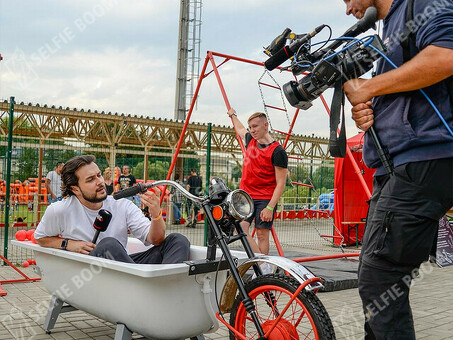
1, 98, 337, 265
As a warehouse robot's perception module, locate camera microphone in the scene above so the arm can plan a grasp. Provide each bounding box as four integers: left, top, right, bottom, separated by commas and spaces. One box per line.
343, 6, 378, 38
265, 24, 326, 71
91, 209, 112, 244
312, 7, 378, 60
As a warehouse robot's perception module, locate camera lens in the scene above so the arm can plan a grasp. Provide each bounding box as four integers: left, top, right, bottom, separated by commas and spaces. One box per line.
283, 80, 313, 110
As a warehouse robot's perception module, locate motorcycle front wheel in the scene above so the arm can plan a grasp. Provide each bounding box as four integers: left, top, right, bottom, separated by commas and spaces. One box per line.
229, 273, 336, 340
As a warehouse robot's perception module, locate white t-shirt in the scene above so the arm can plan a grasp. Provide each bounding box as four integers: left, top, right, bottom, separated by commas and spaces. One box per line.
46, 170, 62, 197
35, 196, 151, 249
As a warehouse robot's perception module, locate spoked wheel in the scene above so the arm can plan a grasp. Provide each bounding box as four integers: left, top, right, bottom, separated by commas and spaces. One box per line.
229, 274, 335, 340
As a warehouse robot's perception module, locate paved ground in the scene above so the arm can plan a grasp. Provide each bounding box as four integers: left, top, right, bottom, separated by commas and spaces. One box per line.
1, 254, 452, 339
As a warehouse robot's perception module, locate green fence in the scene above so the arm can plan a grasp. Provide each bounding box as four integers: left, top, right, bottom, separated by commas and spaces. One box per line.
1, 97, 338, 265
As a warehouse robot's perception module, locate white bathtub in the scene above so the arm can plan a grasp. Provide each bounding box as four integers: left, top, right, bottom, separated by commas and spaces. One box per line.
12, 239, 248, 340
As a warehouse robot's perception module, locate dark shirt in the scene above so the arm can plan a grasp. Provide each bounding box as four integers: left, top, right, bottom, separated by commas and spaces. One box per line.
105, 182, 114, 195
118, 174, 136, 190
364, 0, 453, 175
188, 175, 202, 196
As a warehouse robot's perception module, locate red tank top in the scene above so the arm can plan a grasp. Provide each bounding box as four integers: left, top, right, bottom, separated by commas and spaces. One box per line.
240, 138, 280, 199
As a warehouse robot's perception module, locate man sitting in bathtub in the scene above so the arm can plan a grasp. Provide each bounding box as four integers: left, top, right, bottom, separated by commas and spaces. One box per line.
35, 155, 190, 264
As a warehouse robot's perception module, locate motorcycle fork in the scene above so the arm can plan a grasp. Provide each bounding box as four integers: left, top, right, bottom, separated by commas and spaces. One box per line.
202, 201, 266, 338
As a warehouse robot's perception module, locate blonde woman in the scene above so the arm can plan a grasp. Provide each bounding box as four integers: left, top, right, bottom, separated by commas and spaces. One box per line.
104, 167, 114, 195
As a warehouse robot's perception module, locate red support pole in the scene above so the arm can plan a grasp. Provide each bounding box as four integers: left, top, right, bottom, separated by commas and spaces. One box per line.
0, 254, 40, 283
283, 108, 300, 149
207, 51, 246, 155
292, 182, 314, 188
0, 284, 6, 296
271, 226, 285, 257
293, 252, 360, 263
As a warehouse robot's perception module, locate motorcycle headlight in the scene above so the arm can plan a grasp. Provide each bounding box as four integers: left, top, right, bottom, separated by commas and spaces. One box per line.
226, 189, 254, 220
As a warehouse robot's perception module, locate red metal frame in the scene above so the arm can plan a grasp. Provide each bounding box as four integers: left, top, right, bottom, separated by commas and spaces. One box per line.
0, 254, 41, 296
163, 50, 367, 262
0, 284, 6, 296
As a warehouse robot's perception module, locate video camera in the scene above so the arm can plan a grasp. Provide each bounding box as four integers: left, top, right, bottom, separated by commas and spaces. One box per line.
264, 7, 386, 110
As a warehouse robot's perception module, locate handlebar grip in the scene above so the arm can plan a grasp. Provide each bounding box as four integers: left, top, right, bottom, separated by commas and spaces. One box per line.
113, 183, 147, 200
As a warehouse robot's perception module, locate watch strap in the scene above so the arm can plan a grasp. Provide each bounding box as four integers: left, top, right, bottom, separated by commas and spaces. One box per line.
61, 238, 69, 250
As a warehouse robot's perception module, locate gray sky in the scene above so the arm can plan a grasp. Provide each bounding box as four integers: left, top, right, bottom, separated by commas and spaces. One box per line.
0, 0, 375, 138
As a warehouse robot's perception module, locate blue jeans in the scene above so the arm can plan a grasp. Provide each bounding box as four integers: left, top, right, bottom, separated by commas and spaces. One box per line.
172, 202, 182, 222
48, 195, 63, 204
125, 195, 141, 208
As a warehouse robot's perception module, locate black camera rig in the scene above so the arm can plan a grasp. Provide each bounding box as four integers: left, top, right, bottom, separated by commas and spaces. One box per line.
265, 7, 385, 110
264, 7, 394, 175
283, 36, 386, 110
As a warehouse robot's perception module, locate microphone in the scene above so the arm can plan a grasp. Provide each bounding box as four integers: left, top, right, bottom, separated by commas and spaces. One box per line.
265, 25, 326, 71
91, 209, 112, 244
113, 183, 147, 200
343, 6, 378, 38
312, 7, 378, 60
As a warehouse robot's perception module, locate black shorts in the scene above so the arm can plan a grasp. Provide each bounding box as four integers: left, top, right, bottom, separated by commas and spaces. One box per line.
244, 199, 277, 230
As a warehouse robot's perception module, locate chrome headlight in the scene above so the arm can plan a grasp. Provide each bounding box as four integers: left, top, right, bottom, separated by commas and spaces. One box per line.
226, 189, 254, 220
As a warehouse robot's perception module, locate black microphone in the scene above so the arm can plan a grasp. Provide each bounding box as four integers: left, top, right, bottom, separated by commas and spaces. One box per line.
312, 7, 378, 60
343, 6, 378, 38
113, 183, 147, 200
91, 209, 112, 244
265, 25, 326, 71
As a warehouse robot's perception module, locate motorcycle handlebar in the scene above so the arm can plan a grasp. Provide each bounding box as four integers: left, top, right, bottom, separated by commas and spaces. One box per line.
113, 180, 204, 203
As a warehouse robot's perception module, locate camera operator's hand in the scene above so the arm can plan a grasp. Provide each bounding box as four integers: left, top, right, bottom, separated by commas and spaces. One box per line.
352, 102, 374, 132
343, 78, 374, 106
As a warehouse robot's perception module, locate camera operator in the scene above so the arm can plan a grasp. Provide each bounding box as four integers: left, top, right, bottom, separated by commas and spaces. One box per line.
342, 0, 453, 338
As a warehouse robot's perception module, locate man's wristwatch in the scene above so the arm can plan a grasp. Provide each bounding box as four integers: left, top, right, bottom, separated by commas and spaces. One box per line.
61, 238, 69, 251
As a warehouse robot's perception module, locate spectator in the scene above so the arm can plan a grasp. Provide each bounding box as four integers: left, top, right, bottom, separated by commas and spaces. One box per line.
45, 162, 64, 204
186, 169, 202, 228
104, 167, 114, 195
171, 174, 185, 225
118, 165, 141, 208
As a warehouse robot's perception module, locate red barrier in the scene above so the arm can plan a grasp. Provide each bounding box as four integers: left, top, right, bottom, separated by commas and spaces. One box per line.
287, 210, 296, 219
296, 210, 306, 219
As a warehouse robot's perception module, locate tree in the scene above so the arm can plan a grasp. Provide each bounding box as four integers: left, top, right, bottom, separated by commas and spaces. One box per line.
311, 162, 334, 193
133, 159, 171, 180
16, 147, 38, 181
288, 165, 310, 185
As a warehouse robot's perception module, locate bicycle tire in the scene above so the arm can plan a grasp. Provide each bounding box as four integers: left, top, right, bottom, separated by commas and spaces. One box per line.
229, 273, 336, 340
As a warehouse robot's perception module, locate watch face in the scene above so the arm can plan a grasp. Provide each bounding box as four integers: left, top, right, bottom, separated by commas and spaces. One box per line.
61, 239, 68, 250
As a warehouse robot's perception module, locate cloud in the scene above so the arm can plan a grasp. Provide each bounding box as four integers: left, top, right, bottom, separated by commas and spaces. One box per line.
0, 0, 365, 139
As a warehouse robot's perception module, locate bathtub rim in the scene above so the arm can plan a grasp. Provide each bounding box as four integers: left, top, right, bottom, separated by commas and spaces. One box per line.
12, 240, 194, 278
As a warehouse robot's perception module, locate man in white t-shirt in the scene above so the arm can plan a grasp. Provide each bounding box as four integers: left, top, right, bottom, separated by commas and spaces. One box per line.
35, 155, 190, 264
45, 162, 64, 204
